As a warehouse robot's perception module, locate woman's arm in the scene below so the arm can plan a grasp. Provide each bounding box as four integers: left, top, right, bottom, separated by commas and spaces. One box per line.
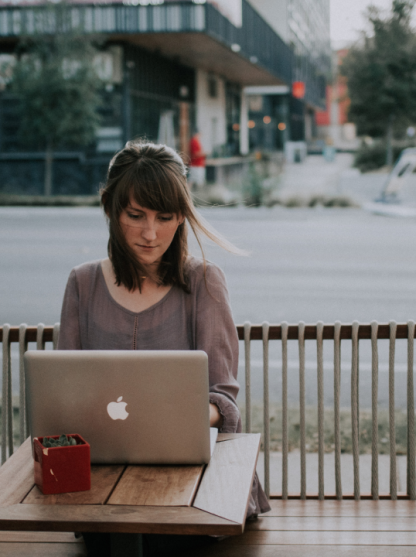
194, 262, 241, 433
194, 261, 270, 517
57, 269, 82, 350
209, 402, 223, 428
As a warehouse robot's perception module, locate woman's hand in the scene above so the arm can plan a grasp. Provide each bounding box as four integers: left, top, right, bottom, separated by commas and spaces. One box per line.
209, 403, 223, 429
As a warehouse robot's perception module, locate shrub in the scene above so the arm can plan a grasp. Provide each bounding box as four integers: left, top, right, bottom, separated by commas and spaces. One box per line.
354, 140, 415, 172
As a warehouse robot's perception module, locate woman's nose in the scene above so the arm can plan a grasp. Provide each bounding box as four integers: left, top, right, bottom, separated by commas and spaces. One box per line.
141, 220, 157, 240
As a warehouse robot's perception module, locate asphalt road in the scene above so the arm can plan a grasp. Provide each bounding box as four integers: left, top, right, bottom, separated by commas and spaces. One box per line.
2, 205, 416, 325
2, 202, 416, 407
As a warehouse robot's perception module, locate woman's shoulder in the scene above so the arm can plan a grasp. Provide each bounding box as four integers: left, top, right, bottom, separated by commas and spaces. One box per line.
68, 259, 104, 284
185, 256, 227, 288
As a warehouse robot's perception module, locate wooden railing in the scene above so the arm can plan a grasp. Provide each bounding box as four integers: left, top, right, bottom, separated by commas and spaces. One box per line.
1, 321, 415, 501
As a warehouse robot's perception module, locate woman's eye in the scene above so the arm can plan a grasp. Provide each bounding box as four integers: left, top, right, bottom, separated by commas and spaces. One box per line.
127, 212, 142, 220
159, 215, 173, 222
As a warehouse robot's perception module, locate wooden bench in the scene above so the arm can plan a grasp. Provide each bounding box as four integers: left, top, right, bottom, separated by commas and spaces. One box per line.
0, 531, 86, 557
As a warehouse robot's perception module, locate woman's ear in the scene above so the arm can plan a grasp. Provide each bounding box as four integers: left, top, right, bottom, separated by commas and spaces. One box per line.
101, 194, 110, 218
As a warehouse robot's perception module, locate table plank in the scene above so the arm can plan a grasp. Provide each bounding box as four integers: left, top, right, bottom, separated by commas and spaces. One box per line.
247, 516, 416, 532
173, 544, 416, 557
108, 465, 204, 507
23, 465, 125, 505
0, 504, 242, 536
0, 439, 34, 507
230, 530, 416, 545
0, 532, 81, 542
0, 542, 87, 557
217, 434, 252, 443
264, 500, 416, 517
193, 434, 260, 524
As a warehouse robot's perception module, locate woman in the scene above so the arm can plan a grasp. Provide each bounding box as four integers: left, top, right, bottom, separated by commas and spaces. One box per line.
58, 142, 270, 555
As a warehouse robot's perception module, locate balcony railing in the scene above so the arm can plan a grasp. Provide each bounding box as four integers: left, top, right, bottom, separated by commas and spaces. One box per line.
1, 321, 415, 501
205, 1, 292, 86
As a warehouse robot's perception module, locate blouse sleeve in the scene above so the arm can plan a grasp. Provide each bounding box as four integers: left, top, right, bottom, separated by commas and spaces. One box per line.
57, 269, 82, 350
194, 263, 241, 433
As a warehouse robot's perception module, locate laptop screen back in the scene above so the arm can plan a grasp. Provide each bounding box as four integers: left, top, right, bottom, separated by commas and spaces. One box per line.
24, 350, 211, 464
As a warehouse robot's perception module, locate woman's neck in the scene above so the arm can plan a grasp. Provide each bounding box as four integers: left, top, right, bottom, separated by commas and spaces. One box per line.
100, 258, 173, 313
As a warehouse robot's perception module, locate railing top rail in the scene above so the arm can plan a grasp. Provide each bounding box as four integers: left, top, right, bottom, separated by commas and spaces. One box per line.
238, 323, 415, 341
1, 323, 415, 343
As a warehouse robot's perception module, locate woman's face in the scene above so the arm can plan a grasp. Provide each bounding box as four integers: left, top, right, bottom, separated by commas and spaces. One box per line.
119, 197, 183, 269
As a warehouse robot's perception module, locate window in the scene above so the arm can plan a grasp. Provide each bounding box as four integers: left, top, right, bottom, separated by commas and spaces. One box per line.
207, 75, 218, 98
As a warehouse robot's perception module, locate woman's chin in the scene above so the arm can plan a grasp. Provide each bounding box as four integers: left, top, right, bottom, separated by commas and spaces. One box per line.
135, 256, 162, 270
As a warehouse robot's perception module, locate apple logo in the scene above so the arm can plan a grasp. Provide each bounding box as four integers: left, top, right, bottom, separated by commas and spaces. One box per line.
107, 396, 129, 421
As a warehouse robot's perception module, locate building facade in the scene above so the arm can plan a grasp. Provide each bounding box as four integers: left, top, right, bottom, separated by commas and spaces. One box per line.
0, 0, 330, 195
244, 0, 331, 159
315, 49, 357, 150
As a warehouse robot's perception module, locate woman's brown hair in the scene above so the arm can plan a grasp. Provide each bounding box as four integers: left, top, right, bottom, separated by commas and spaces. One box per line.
100, 141, 241, 292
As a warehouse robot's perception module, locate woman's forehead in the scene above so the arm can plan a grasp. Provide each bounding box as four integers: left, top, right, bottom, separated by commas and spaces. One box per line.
126, 197, 175, 214
127, 184, 181, 212
127, 200, 156, 213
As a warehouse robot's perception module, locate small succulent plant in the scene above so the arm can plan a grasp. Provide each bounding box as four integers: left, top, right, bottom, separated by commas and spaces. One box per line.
42, 434, 78, 448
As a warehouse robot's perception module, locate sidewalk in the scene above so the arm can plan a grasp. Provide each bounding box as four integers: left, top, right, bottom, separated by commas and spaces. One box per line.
257, 451, 407, 496
276, 153, 388, 206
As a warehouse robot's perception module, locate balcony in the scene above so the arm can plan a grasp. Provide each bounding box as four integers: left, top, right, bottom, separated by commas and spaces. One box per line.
0, 0, 293, 86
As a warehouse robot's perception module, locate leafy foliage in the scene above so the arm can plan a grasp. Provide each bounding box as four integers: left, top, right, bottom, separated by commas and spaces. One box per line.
354, 140, 399, 171
247, 403, 410, 455
342, 0, 416, 138
42, 434, 78, 448
9, 2, 103, 151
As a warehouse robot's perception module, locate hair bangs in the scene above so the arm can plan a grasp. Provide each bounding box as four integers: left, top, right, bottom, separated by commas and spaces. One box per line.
127, 161, 183, 215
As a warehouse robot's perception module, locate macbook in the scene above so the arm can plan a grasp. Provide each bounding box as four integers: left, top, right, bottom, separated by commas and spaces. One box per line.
24, 350, 217, 464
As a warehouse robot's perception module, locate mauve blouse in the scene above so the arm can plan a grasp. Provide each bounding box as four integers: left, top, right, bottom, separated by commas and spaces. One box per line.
58, 256, 270, 516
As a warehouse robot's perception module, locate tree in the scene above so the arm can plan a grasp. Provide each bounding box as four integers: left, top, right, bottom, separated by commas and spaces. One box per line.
341, 0, 416, 165
8, 2, 103, 195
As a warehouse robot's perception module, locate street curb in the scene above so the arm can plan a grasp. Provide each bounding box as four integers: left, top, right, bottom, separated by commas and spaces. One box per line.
0, 195, 101, 207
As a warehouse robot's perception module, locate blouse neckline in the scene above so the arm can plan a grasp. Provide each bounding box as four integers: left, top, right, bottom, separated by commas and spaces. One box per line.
98, 260, 177, 317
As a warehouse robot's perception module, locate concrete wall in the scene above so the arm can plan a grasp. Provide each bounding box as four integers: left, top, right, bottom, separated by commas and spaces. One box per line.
248, 0, 289, 42
195, 69, 227, 156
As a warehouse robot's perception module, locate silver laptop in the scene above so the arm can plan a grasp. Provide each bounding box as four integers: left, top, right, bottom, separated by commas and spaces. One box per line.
24, 350, 217, 464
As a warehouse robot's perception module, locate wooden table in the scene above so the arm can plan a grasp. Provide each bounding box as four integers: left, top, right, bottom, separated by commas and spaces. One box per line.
0, 433, 260, 556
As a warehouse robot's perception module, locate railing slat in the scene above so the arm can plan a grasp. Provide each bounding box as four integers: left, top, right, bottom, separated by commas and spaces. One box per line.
389, 321, 397, 500
262, 322, 270, 499
1, 324, 13, 464
298, 321, 306, 500
281, 322, 289, 500
351, 321, 360, 500
36, 323, 45, 351
371, 321, 379, 500
53, 322, 60, 350
244, 322, 251, 434
407, 320, 416, 500
334, 321, 342, 500
317, 321, 324, 500
18, 324, 28, 444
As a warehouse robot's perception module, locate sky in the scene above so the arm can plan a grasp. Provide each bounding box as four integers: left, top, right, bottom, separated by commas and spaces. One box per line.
330, 0, 413, 48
